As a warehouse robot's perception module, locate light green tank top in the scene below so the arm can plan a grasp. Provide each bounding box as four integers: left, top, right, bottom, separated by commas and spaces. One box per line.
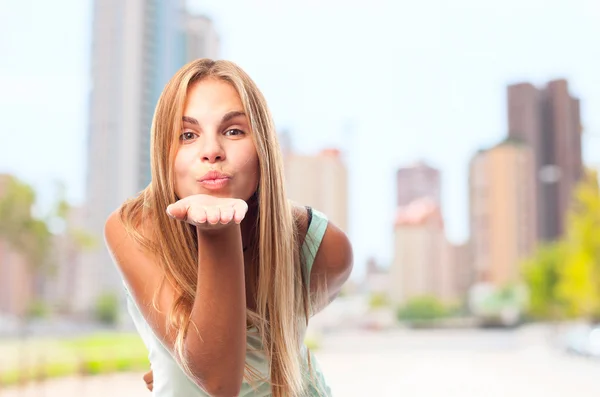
123, 208, 331, 396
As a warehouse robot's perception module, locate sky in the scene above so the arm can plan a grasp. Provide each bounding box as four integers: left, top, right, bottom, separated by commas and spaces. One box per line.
0, 0, 599, 278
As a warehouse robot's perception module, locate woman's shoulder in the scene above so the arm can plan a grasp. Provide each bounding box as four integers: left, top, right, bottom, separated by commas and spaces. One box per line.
105, 201, 155, 235
292, 203, 329, 234
291, 204, 328, 247
104, 201, 159, 269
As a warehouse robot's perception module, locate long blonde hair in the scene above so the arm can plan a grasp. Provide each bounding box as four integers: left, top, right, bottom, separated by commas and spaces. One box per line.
120, 59, 312, 396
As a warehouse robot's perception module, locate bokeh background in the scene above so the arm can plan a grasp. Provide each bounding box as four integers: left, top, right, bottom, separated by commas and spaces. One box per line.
1, 0, 599, 396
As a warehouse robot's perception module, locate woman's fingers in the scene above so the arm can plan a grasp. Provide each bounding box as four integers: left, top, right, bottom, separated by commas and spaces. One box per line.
206, 206, 221, 225
233, 201, 249, 224
220, 205, 235, 224
143, 370, 153, 383
188, 205, 207, 225
167, 195, 250, 227
166, 201, 189, 221
143, 370, 153, 391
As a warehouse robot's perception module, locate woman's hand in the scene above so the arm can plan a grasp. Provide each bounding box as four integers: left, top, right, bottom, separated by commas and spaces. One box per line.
166, 194, 249, 232
143, 370, 153, 392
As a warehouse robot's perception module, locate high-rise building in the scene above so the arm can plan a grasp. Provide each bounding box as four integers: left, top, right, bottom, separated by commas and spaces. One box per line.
396, 161, 441, 207
469, 139, 537, 287
40, 206, 87, 313
285, 149, 348, 233
82, 1, 220, 313
434, 240, 474, 303
390, 162, 464, 304
507, 79, 583, 242
363, 257, 389, 295
446, 241, 473, 300
184, 14, 220, 61
0, 240, 32, 317
388, 198, 446, 304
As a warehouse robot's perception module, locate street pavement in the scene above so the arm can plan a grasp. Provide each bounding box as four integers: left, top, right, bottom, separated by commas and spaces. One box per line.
2, 324, 599, 397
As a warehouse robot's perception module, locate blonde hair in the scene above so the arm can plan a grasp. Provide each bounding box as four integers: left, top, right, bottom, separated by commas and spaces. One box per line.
120, 59, 313, 396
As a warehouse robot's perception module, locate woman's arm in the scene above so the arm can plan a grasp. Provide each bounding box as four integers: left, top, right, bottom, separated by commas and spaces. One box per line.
186, 224, 247, 395
294, 206, 353, 315
309, 220, 354, 314
105, 195, 248, 397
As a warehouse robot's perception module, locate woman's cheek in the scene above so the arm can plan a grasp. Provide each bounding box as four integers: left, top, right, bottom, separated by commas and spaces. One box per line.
173, 153, 191, 198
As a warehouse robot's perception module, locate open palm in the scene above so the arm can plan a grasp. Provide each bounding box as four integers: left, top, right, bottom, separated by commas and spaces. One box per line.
166, 194, 249, 230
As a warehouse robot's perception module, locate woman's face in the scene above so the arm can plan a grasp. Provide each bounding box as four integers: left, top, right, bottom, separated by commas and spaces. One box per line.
173, 78, 259, 201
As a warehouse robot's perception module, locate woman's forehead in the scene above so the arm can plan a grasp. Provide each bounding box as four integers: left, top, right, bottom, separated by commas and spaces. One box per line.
183, 79, 245, 122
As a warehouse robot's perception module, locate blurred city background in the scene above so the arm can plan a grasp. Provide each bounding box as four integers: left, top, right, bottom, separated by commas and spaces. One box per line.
1, 0, 599, 396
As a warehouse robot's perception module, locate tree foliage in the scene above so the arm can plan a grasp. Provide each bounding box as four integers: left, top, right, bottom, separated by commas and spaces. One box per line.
95, 293, 119, 325
522, 242, 565, 319
0, 176, 52, 270
0, 175, 96, 316
556, 169, 600, 320
523, 169, 600, 321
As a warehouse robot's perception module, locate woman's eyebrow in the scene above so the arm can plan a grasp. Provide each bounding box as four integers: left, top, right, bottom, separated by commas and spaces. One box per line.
182, 116, 199, 125
221, 110, 246, 124
181, 111, 246, 126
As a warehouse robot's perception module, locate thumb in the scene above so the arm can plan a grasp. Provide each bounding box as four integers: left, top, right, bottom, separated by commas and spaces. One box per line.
166, 198, 191, 221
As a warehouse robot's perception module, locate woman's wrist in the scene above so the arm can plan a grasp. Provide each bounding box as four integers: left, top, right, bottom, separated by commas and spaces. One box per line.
196, 223, 243, 250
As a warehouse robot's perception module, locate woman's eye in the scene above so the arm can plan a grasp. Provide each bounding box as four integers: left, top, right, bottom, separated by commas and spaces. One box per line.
180, 132, 196, 141
224, 129, 245, 137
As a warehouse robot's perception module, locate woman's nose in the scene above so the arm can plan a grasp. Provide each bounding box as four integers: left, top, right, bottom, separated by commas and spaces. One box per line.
200, 136, 226, 163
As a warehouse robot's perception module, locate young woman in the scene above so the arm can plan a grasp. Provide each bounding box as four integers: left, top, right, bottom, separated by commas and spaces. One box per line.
105, 58, 353, 396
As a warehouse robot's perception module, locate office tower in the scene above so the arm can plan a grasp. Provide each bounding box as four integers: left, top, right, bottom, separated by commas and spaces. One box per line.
469, 139, 537, 286
40, 206, 87, 313
396, 161, 441, 207
184, 14, 220, 61
81, 1, 219, 312
285, 148, 348, 233
507, 79, 583, 242
388, 198, 445, 304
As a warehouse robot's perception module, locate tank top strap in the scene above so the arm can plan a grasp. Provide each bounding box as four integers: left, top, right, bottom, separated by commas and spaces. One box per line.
301, 207, 328, 286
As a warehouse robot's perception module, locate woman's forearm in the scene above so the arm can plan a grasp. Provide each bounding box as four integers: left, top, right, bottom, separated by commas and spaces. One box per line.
184, 225, 247, 397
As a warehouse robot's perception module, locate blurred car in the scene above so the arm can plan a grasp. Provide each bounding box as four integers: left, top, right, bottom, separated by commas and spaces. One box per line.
562, 323, 600, 359
587, 327, 600, 358
468, 283, 528, 328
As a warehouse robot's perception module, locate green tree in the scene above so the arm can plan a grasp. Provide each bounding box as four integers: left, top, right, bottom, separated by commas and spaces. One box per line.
522, 242, 565, 319
0, 177, 51, 265
0, 176, 98, 386
0, 176, 52, 307
0, 175, 53, 384
522, 169, 600, 321
556, 169, 600, 320
49, 181, 96, 250
42, 181, 97, 314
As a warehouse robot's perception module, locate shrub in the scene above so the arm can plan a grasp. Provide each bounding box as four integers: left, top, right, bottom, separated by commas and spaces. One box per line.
95, 293, 119, 325
368, 292, 389, 309
397, 296, 448, 322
